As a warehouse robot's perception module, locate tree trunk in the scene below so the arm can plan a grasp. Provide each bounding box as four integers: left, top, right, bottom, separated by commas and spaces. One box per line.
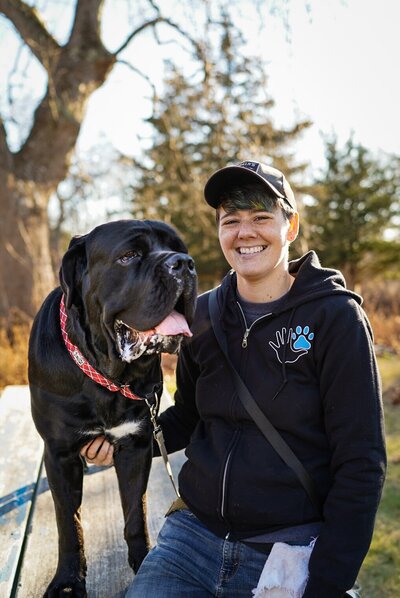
0, 177, 56, 320
0, 0, 117, 321
0, 0, 198, 321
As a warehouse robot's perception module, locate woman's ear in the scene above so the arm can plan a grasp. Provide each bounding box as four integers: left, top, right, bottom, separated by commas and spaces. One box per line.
287, 212, 299, 242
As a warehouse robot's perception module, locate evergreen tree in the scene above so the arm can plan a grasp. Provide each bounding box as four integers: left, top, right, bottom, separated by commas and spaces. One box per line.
306, 137, 400, 288
130, 15, 310, 288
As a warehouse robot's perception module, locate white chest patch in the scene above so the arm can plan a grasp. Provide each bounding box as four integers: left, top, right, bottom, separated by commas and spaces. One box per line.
85, 419, 143, 440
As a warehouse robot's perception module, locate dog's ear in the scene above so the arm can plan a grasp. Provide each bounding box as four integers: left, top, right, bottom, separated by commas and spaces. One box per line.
59, 234, 88, 309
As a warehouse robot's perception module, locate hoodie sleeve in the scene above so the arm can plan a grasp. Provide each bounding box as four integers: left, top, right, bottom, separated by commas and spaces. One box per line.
154, 338, 201, 456
303, 297, 386, 596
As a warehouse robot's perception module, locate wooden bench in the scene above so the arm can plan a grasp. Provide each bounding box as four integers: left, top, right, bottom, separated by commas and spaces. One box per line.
0, 385, 185, 598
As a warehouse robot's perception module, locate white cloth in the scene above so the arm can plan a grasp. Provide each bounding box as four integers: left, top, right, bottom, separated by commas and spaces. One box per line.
252, 539, 316, 598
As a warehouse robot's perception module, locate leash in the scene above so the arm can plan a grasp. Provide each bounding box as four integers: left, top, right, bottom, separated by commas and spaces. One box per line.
146, 394, 180, 498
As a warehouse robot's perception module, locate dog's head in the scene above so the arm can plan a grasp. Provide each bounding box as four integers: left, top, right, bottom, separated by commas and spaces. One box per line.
60, 220, 197, 370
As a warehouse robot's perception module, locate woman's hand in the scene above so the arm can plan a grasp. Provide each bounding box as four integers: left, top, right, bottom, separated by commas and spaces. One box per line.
80, 435, 114, 466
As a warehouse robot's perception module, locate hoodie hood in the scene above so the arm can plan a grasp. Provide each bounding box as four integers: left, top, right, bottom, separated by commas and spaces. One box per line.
287, 251, 362, 308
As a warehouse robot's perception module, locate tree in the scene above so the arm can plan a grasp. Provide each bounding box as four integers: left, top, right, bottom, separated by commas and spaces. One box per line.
130, 14, 310, 288
305, 136, 400, 288
0, 0, 315, 319
0, 0, 204, 320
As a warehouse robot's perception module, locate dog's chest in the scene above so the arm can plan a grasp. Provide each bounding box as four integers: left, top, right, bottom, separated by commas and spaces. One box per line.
84, 418, 144, 441
80, 391, 150, 441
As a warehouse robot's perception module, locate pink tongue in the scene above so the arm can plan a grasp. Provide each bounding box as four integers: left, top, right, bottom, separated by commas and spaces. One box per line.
153, 310, 192, 337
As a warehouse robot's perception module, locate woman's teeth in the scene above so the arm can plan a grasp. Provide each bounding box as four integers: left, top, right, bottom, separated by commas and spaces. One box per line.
238, 246, 265, 254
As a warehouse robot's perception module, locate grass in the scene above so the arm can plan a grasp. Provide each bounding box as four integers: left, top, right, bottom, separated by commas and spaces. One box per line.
357, 356, 400, 597
377, 354, 400, 390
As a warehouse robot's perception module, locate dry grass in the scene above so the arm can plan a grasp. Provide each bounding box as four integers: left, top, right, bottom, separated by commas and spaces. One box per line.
0, 321, 30, 390
361, 280, 400, 316
362, 280, 400, 354
368, 312, 400, 355
0, 327, 179, 393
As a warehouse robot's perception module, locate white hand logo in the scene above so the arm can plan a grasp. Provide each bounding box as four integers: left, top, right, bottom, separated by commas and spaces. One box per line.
269, 326, 311, 364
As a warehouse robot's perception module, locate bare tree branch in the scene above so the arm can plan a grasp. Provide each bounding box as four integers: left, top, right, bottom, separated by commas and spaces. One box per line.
117, 58, 160, 122
68, 0, 104, 47
150, 25, 198, 60
0, 0, 60, 68
6, 42, 26, 128
146, 0, 161, 16
160, 17, 209, 77
114, 14, 208, 82
117, 59, 158, 100
3, 0, 114, 183
114, 17, 164, 55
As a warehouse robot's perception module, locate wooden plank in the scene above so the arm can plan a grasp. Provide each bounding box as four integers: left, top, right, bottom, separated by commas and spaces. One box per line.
0, 386, 43, 598
14, 390, 186, 598
15, 464, 133, 598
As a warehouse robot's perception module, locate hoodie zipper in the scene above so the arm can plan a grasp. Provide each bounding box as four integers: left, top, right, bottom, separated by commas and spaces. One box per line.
220, 429, 240, 526
221, 450, 233, 519
218, 301, 276, 530
236, 302, 273, 348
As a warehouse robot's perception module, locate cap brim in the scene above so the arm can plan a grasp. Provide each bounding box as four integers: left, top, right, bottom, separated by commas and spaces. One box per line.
204, 166, 284, 208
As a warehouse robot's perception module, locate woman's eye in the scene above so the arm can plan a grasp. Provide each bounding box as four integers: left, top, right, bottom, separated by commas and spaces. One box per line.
118, 250, 141, 264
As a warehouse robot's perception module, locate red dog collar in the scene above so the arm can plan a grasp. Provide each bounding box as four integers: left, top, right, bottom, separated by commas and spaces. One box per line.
59, 295, 144, 401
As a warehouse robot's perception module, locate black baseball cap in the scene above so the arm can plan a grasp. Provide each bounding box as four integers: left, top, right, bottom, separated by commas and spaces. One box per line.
204, 160, 297, 210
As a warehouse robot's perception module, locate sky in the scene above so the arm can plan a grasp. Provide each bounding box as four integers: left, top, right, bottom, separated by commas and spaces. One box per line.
1, 0, 399, 178
79, 0, 400, 175
262, 0, 400, 171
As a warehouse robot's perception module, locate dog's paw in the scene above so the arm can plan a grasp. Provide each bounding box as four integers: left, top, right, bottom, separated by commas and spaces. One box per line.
44, 578, 87, 598
128, 546, 148, 574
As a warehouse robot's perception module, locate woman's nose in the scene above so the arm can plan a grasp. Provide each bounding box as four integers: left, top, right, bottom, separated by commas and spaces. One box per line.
237, 220, 257, 237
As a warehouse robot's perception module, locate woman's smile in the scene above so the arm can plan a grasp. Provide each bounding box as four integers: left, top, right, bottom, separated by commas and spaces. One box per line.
237, 245, 267, 255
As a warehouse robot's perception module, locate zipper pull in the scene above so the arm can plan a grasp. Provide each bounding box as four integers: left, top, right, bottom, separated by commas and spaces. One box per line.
242, 329, 249, 348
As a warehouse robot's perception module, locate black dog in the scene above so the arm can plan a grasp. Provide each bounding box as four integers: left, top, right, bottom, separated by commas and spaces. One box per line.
28, 220, 197, 597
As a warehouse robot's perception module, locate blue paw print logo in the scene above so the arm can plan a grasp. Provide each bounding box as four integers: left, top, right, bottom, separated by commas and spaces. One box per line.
269, 324, 314, 364
291, 326, 314, 351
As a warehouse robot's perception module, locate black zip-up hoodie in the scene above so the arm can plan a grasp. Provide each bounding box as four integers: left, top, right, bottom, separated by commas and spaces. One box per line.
158, 251, 386, 597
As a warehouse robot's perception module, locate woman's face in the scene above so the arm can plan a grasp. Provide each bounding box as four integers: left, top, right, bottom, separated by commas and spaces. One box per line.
217, 205, 298, 288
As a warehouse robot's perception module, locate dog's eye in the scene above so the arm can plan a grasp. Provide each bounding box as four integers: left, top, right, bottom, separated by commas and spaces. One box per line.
118, 250, 141, 264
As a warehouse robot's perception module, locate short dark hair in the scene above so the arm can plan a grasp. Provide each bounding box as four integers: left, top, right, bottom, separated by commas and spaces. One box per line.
216, 183, 295, 222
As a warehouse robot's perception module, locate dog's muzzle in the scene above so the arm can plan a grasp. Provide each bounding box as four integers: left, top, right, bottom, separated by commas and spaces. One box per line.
115, 311, 192, 362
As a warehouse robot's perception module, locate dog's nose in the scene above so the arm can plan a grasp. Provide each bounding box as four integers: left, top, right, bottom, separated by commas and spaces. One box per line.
164, 253, 195, 275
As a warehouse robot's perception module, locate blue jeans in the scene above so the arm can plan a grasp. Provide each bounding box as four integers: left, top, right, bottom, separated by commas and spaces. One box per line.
126, 509, 270, 597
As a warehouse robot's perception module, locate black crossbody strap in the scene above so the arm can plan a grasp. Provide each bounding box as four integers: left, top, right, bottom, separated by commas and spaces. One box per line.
208, 288, 322, 515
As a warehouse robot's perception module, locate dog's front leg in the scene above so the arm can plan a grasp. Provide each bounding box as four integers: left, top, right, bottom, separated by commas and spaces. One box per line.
114, 436, 153, 573
43, 446, 87, 598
